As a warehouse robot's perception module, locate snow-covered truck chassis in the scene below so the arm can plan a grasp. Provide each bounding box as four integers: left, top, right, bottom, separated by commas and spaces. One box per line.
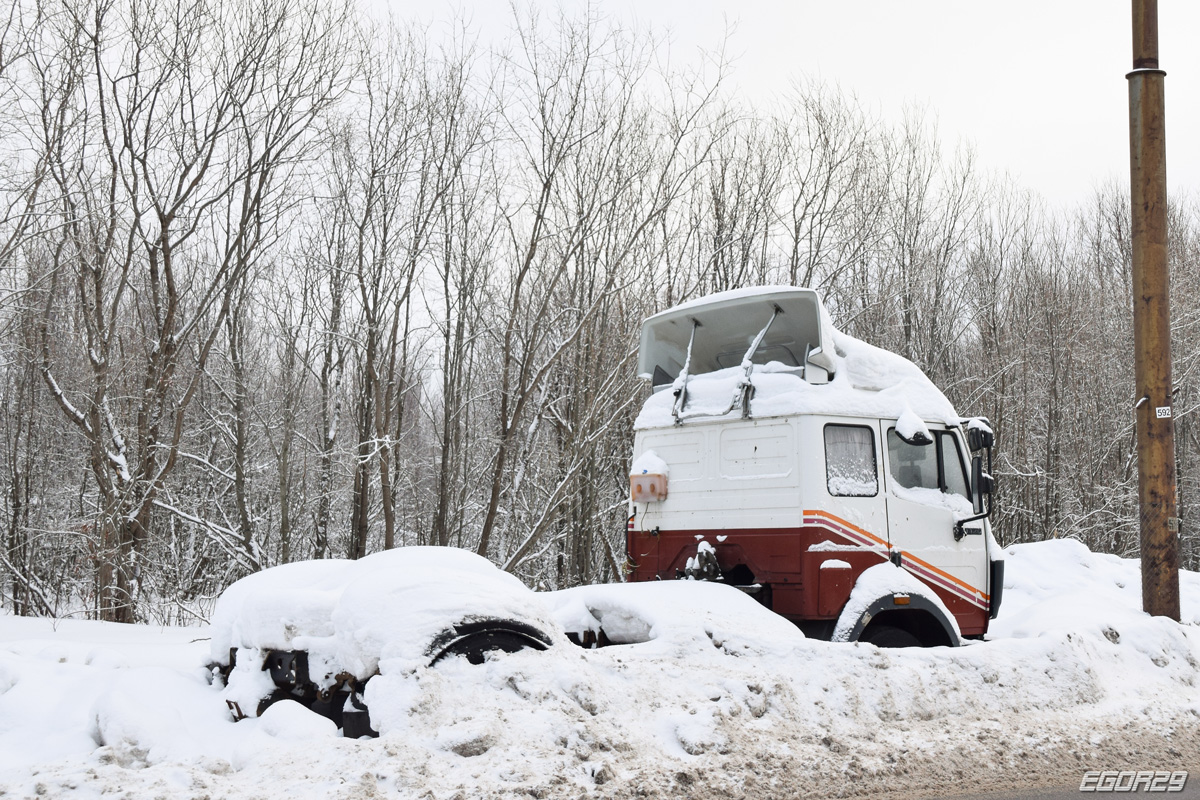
208, 547, 565, 738
216, 618, 554, 738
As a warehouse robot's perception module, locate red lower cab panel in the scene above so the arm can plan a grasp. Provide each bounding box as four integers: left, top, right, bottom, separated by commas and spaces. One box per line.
626, 525, 990, 638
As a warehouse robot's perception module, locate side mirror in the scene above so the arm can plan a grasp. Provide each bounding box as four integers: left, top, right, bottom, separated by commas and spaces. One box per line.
971, 454, 994, 515
967, 424, 994, 452
897, 430, 933, 446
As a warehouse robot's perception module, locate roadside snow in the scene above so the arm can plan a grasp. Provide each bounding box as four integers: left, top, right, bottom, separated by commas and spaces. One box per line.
1, 539, 1198, 799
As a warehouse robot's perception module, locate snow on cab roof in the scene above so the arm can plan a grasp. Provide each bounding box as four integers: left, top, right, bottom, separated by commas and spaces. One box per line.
635, 286, 960, 430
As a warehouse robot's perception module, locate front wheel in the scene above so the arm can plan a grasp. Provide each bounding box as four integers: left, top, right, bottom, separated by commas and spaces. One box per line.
860, 623, 921, 648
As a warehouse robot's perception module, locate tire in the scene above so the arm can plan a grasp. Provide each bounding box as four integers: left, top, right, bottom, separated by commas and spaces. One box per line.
428, 619, 553, 665
860, 623, 922, 648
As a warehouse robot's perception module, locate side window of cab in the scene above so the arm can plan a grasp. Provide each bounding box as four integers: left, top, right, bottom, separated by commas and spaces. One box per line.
886, 428, 969, 498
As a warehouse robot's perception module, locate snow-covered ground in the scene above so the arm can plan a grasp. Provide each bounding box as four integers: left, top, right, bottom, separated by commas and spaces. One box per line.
2, 539, 1198, 799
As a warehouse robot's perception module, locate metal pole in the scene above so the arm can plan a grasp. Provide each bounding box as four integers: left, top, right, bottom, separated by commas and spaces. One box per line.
1127, 0, 1180, 620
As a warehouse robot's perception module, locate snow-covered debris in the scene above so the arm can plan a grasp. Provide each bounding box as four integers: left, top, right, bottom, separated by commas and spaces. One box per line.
210, 546, 567, 719
683, 540, 717, 578
545, 579, 805, 657
211, 547, 563, 676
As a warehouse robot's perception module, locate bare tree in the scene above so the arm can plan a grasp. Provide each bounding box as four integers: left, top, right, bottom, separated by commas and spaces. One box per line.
30, 0, 353, 620
479, 8, 725, 572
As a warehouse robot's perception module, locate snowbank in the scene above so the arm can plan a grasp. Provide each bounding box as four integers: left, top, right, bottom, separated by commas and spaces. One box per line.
0, 539, 1198, 799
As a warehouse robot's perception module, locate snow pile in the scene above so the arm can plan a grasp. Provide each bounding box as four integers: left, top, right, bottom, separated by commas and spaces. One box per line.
0, 618, 239, 775
546, 579, 805, 656
0, 539, 1198, 799
635, 325, 960, 429
989, 538, 1200, 704
894, 405, 932, 443
629, 449, 669, 477
993, 537, 1200, 632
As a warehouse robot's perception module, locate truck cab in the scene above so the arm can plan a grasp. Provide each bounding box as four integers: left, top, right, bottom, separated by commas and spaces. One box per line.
625, 287, 1002, 646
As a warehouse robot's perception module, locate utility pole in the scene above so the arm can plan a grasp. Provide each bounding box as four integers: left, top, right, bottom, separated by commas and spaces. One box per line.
1127, 0, 1180, 620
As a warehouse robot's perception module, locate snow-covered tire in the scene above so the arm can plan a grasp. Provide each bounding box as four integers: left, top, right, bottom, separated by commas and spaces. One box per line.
860, 623, 922, 648
427, 619, 554, 665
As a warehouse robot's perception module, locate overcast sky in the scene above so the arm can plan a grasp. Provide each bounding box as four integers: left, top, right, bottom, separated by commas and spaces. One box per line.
389, 1, 1199, 208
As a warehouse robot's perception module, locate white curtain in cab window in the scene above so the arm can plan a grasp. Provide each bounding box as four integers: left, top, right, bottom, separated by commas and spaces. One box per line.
824, 425, 877, 497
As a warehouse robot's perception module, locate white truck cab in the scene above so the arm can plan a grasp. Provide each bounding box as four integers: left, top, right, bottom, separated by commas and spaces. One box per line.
625, 287, 1002, 645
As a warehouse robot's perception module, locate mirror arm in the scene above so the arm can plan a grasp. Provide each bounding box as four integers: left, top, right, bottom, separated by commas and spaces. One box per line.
955, 449, 993, 541
953, 500, 990, 540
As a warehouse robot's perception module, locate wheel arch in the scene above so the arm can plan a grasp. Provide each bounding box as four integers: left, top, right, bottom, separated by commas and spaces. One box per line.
832, 594, 961, 648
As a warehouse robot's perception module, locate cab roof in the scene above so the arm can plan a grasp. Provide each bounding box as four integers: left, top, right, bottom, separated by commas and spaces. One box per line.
637, 286, 837, 387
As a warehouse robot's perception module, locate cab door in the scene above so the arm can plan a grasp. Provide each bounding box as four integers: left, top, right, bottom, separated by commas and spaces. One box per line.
879, 423, 988, 607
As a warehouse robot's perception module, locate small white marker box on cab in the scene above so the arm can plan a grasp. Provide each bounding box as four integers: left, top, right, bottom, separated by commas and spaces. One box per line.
630, 449, 669, 502
631, 473, 668, 502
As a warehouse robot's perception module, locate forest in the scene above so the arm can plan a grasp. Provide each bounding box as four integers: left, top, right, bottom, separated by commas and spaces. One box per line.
2, 0, 1198, 624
